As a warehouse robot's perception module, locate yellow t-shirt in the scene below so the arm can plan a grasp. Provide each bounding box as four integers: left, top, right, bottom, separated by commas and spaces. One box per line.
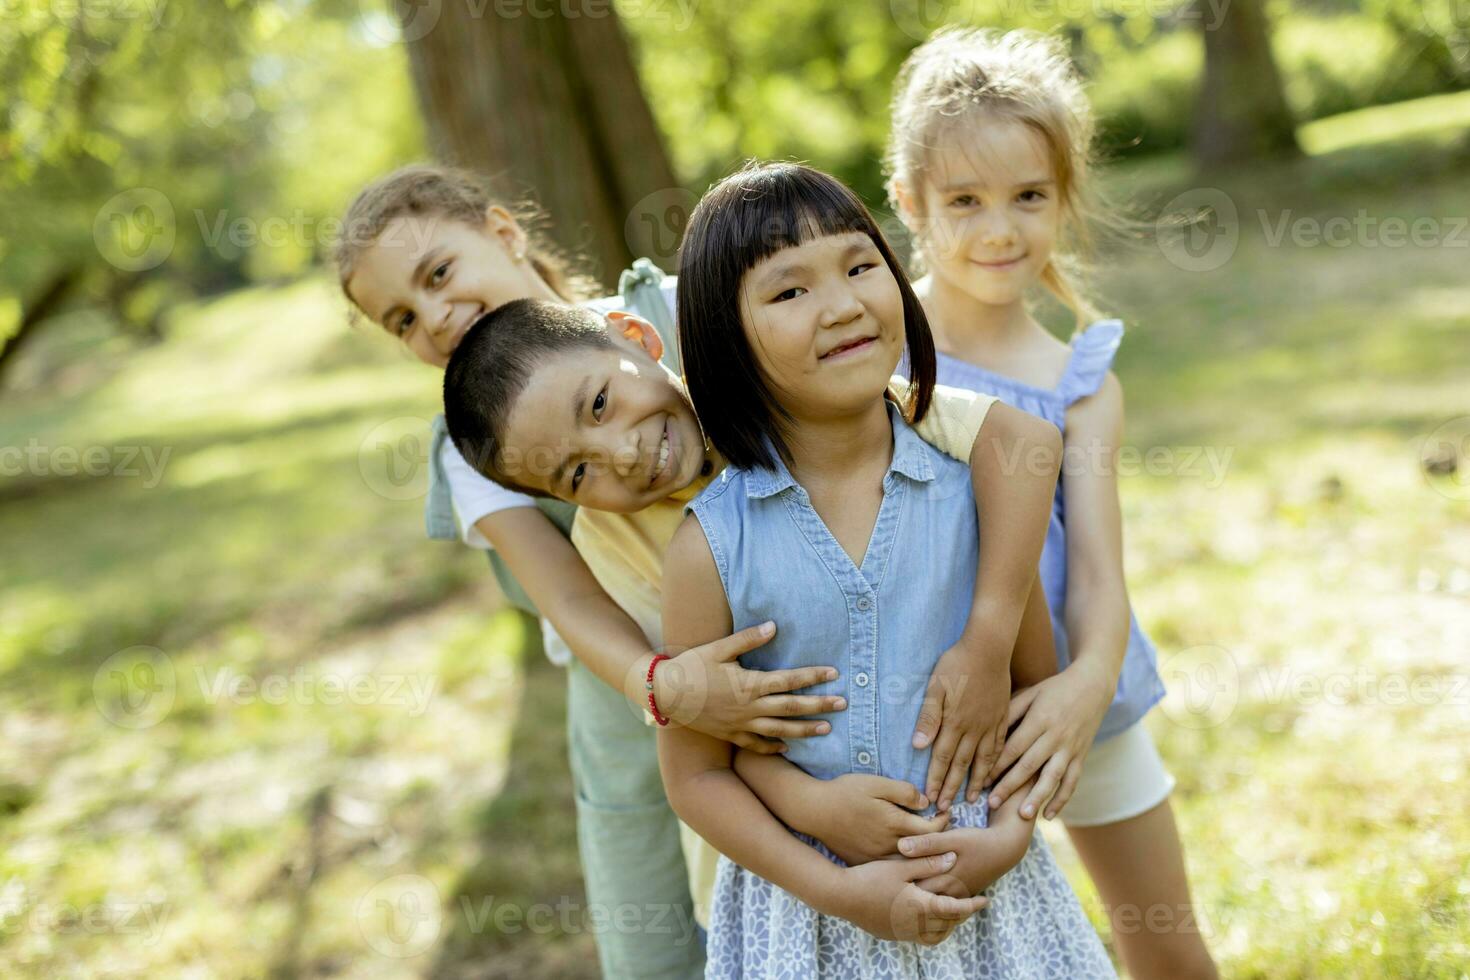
569, 379, 998, 925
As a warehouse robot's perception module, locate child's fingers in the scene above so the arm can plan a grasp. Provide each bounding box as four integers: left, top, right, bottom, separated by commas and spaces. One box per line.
897, 830, 957, 859
1043, 758, 1085, 820
755, 665, 840, 697
711, 621, 778, 661
750, 718, 832, 740
1005, 685, 1040, 730
899, 851, 957, 882
988, 710, 1047, 789
935, 731, 978, 810
967, 724, 1002, 802
1020, 753, 1069, 820
732, 732, 786, 755
921, 891, 989, 922
892, 810, 950, 839
875, 778, 931, 811
756, 693, 847, 717
986, 738, 1051, 813
913, 873, 969, 899
911, 682, 943, 750
923, 722, 963, 803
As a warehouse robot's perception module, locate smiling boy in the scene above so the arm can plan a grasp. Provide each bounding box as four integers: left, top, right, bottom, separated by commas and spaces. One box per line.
443, 297, 1065, 929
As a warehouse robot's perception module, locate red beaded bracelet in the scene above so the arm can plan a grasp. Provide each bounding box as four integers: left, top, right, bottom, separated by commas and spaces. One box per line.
646, 654, 671, 726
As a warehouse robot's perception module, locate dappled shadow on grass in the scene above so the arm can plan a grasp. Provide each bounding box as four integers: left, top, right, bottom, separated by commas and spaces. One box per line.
430, 626, 599, 980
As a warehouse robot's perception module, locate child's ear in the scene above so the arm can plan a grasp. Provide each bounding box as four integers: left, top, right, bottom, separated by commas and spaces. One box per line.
892, 180, 919, 224
483, 205, 528, 260
605, 311, 664, 362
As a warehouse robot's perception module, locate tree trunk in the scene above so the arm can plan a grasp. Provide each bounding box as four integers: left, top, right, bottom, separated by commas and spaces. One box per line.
397, 0, 681, 287
1192, 0, 1301, 168
0, 267, 82, 384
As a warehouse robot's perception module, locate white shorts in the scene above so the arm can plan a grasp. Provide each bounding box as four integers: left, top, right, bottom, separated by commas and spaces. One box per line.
1059, 722, 1176, 828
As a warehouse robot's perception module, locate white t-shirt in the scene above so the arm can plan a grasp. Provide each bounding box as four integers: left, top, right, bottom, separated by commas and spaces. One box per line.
435, 279, 680, 664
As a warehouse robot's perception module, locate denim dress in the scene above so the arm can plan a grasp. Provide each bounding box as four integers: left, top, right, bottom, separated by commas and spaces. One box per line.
932, 320, 1166, 742
688, 403, 1114, 979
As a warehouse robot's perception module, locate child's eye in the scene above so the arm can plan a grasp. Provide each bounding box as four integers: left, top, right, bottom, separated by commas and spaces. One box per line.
849, 262, 877, 277
430, 261, 450, 286
949, 194, 978, 208
591, 386, 607, 420
772, 287, 805, 302
571, 461, 587, 494
1018, 189, 1047, 204
396, 311, 416, 337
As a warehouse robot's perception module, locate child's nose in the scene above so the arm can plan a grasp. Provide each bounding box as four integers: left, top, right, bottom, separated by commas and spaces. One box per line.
820, 286, 865, 329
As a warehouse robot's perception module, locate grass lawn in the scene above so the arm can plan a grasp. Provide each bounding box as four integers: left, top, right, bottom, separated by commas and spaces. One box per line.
1, 94, 1468, 977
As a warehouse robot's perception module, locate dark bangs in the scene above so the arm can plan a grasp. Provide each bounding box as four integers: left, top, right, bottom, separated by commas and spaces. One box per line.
677, 161, 936, 472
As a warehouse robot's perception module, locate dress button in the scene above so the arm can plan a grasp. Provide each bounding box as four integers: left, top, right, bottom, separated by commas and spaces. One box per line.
855, 672, 870, 687
856, 597, 872, 611
857, 751, 872, 766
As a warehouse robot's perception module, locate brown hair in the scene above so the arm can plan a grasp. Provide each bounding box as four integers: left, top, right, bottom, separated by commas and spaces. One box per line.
885, 28, 1109, 330
334, 164, 598, 322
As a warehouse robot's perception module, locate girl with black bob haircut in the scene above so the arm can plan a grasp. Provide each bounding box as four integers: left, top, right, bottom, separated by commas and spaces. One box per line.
676, 161, 936, 471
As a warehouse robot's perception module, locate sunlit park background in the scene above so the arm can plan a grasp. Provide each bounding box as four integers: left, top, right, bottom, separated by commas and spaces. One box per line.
2, 0, 1469, 975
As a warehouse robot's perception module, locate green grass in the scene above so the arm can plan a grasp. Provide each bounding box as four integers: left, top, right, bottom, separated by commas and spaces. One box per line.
2, 96, 1469, 977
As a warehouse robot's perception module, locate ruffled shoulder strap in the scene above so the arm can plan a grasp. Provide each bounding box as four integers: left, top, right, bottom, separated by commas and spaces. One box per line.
1058, 319, 1125, 406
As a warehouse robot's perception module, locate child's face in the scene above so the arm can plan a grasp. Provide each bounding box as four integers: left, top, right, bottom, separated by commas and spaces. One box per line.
910, 115, 1061, 309
497, 316, 709, 513
346, 207, 554, 368
737, 230, 905, 421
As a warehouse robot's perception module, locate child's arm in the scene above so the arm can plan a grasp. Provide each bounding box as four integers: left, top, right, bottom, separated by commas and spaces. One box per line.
733, 751, 949, 866
478, 508, 843, 749
659, 517, 988, 943
908, 392, 1063, 811
986, 373, 1130, 821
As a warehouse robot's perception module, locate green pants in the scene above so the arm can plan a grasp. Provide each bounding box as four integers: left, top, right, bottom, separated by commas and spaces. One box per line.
566, 660, 704, 979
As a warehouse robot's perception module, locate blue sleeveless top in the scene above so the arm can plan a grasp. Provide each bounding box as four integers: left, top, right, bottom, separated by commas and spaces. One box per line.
933, 319, 1165, 741
689, 403, 981, 794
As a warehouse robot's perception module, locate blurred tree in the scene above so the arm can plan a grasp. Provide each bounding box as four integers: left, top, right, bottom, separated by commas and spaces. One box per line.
1192, 0, 1301, 166
395, 0, 679, 285
0, 0, 422, 386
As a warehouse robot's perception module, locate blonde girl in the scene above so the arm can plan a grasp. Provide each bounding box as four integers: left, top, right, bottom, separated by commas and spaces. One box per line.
886, 28, 1217, 979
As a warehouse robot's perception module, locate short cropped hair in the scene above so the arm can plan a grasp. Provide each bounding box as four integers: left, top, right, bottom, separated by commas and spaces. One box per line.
442, 298, 613, 495
677, 161, 935, 472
